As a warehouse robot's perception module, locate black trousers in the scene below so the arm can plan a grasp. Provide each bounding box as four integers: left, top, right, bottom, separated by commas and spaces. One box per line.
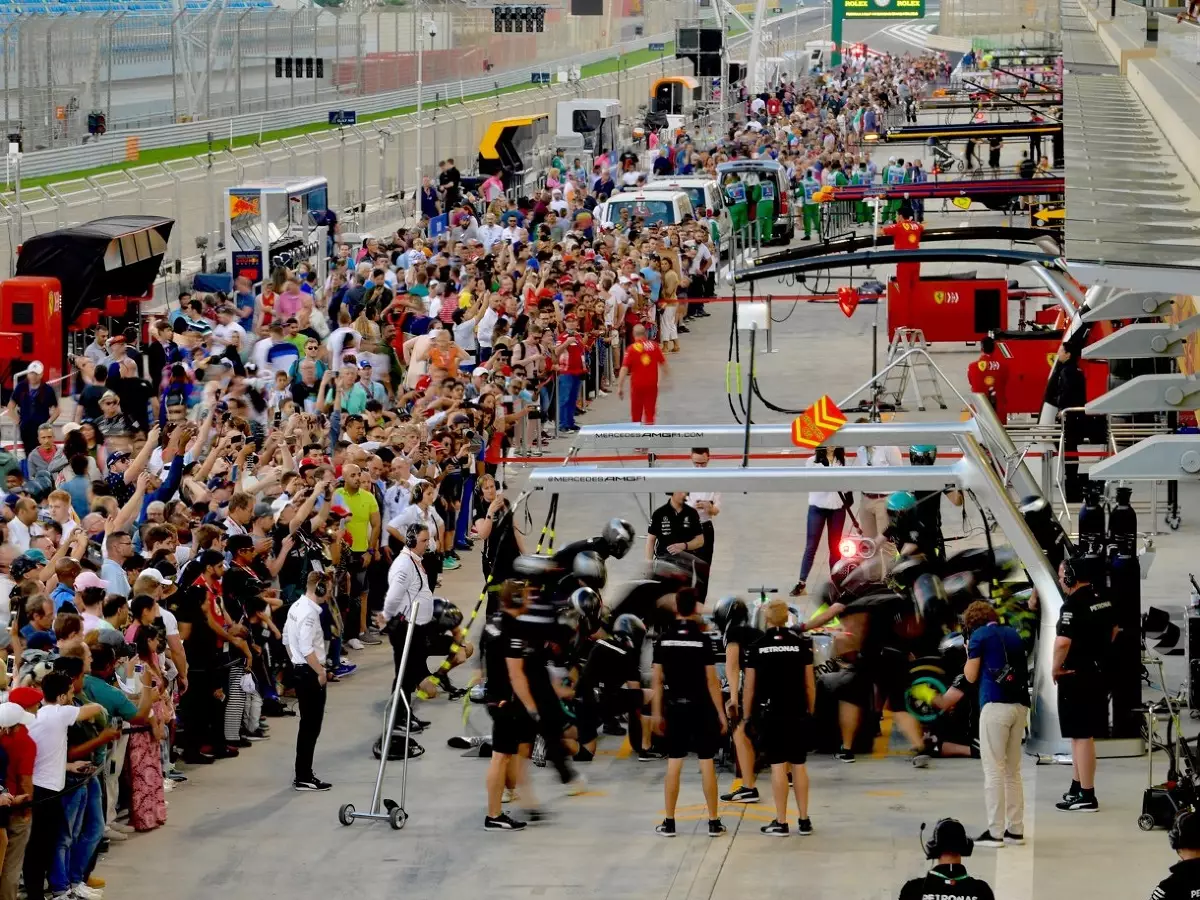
179, 665, 220, 754
24, 786, 63, 900
293, 665, 327, 781
696, 521, 716, 603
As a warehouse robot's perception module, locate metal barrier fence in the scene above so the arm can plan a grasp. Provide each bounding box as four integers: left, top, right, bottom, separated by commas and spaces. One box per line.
0, 57, 687, 278
938, 0, 1060, 37
1, 0, 692, 155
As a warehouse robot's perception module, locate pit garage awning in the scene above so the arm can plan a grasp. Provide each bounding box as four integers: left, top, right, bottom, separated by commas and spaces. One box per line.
16, 216, 173, 324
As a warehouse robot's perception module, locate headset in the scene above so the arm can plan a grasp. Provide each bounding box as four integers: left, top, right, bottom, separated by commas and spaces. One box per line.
1060, 554, 1079, 588
313, 574, 330, 598
405, 522, 426, 549
921, 818, 973, 859
1170, 808, 1200, 851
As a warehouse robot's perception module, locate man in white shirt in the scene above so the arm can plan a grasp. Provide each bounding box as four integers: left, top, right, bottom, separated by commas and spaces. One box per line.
476, 295, 503, 363
283, 570, 333, 792
211, 305, 246, 357
382, 458, 421, 526
478, 213, 504, 253
854, 442, 903, 539
5, 498, 37, 554
686, 448, 721, 602
380, 524, 435, 708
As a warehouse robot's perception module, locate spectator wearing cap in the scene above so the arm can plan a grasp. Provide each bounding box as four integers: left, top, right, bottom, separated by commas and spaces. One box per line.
25, 672, 105, 900
7, 362, 59, 458
104, 426, 158, 507
75, 574, 109, 632
101, 532, 134, 598
0, 697, 37, 900
103, 333, 142, 382
555, 314, 587, 434
357, 361, 388, 406
94, 389, 136, 450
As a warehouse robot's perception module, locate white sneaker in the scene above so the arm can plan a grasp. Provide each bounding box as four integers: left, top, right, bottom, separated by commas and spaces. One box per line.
346, 638, 366, 651
112, 822, 135, 834
565, 775, 588, 796
163, 778, 175, 792
102, 826, 128, 842
71, 884, 104, 900
501, 787, 518, 804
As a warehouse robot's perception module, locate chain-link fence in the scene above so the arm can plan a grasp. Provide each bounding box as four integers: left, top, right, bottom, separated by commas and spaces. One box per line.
0, 56, 686, 280
938, 0, 1060, 39
0, 0, 692, 152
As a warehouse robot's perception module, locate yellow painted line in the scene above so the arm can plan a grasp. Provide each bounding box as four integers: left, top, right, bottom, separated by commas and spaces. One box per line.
573, 790, 608, 798
872, 709, 895, 758
616, 738, 633, 760
866, 790, 905, 798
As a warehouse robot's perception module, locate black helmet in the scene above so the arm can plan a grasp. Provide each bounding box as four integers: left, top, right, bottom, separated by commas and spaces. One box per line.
909, 444, 937, 466
431, 597, 464, 631
513, 554, 566, 581
572, 550, 608, 590
568, 586, 603, 633
647, 557, 695, 585
711, 596, 749, 640
889, 553, 930, 589
912, 573, 949, 624
602, 518, 635, 559
612, 613, 647, 650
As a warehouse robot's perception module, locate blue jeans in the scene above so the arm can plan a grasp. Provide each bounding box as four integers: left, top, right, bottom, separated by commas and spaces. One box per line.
557, 374, 580, 430
54, 777, 104, 891
799, 505, 847, 583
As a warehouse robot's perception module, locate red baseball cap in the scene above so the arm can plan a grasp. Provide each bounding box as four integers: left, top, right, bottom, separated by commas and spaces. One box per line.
9, 686, 43, 709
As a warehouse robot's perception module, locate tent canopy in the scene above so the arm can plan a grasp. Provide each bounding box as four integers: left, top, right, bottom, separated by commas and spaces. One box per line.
16, 216, 173, 324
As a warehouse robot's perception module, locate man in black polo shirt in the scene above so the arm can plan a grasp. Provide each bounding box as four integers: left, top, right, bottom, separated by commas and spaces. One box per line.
645, 492, 704, 562
482, 581, 538, 831
1053, 556, 1116, 813
744, 599, 816, 836
652, 587, 728, 838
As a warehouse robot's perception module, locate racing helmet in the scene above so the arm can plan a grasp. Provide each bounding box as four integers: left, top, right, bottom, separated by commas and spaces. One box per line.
513, 554, 567, 581
909, 444, 937, 466
912, 573, 950, 625
611, 613, 647, 651
567, 586, 603, 634
601, 518, 636, 560
886, 491, 918, 516
431, 597, 464, 631
711, 596, 750, 640
572, 550, 608, 590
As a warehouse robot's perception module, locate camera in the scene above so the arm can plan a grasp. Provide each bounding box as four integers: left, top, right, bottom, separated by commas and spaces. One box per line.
425, 17, 438, 37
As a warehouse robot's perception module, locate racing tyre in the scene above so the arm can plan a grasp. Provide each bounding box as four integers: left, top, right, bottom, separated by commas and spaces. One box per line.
1138, 814, 1156, 831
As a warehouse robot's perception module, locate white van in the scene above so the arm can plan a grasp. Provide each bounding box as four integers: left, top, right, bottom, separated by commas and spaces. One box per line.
648, 176, 732, 257
596, 189, 695, 230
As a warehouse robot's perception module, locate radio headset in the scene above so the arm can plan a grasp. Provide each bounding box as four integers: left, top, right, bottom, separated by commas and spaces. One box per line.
406, 523, 424, 549
1061, 554, 1079, 588
314, 575, 329, 599
920, 819, 974, 860
1170, 808, 1200, 851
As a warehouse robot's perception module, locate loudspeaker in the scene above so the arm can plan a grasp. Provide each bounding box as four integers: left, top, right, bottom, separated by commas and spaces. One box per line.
678, 28, 700, 51
698, 27, 723, 52
570, 0, 603, 15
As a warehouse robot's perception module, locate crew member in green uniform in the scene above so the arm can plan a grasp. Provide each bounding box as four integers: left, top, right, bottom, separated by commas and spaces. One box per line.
801, 169, 820, 241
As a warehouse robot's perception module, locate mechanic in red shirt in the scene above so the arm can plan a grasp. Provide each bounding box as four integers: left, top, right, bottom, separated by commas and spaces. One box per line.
555, 314, 587, 433
616, 324, 669, 425
967, 335, 1009, 422
881, 203, 924, 305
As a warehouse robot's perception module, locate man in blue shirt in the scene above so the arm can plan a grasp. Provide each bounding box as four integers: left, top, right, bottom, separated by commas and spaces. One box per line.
234, 276, 257, 332
640, 259, 663, 304
7, 362, 59, 456
934, 601, 1028, 849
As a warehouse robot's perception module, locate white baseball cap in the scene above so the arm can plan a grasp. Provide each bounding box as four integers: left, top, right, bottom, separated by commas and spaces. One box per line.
26, 361, 44, 376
